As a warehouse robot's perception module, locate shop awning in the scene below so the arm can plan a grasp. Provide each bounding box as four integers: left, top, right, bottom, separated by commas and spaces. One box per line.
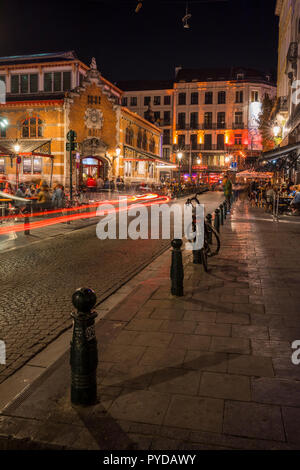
260, 142, 300, 162
0, 139, 52, 157
259, 142, 300, 171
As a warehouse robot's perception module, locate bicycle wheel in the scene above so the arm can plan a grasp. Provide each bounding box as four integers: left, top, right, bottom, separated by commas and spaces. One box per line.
206, 222, 220, 257
201, 248, 208, 272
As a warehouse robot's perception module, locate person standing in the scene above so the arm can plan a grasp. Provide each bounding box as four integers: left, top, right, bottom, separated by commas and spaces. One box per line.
223, 175, 232, 207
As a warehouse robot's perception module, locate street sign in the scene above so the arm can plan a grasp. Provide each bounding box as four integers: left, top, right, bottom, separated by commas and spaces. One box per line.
67, 130, 77, 142
230, 162, 238, 170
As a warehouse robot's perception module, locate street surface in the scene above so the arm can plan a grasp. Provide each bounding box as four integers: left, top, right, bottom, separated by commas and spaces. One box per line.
0, 191, 224, 383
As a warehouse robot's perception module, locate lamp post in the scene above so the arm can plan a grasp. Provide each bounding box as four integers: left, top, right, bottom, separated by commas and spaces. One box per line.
177, 151, 183, 192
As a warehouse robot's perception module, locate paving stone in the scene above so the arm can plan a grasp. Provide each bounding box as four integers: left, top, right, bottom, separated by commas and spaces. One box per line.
232, 325, 269, 340
100, 363, 156, 389
183, 311, 216, 322
216, 312, 250, 325
125, 319, 164, 332
109, 390, 170, 425
199, 372, 251, 401
210, 337, 250, 354
194, 323, 231, 337
134, 332, 173, 347
164, 395, 224, 432
272, 357, 300, 380
282, 407, 300, 444
251, 340, 291, 358
233, 303, 265, 315
183, 351, 227, 372
100, 345, 146, 364
150, 437, 180, 450
252, 377, 300, 406
160, 320, 197, 334
113, 330, 138, 345
149, 368, 201, 395
228, 354, 274, 377
140, 347, 186, 367
169, 334, 211, 351
223, 401, 285, 441
150, 309, 184, 320
269, 328, 300, 342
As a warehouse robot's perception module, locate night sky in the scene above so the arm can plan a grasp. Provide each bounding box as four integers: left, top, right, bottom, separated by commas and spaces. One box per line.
0, 0, 278, 82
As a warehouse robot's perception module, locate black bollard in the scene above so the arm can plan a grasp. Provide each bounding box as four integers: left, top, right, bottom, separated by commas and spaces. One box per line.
223, 201, 227, 219
219, 204, 224, 225
70, 287, 98, 406
214, 208, 220, 233
170, 239, 184, 296
24, 213, 30, 235
206, 214, 213, 244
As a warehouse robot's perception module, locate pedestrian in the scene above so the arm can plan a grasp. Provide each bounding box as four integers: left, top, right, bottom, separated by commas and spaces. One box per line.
223, 175, 232, 207
52, 184, 64, 209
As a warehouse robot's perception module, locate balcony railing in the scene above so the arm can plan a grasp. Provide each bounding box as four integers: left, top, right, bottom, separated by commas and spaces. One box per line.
173, 144, 249, 152
232, 122, 245, 129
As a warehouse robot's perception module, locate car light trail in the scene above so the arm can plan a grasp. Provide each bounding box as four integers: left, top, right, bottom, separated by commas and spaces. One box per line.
0, 194, 169, 236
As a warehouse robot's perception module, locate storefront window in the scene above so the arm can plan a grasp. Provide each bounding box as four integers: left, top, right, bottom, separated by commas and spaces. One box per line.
23, 157, 32, 174
124, 161, 132, 177
138, 161, 145, 174
33, 157, 42, 174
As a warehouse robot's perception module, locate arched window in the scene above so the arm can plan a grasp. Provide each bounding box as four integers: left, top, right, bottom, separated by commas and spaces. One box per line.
137, 130, 142, 148
149, 137, 155, 153
142, 131, 147, 151
22, 117, 43, 138
125, 127, 134, 146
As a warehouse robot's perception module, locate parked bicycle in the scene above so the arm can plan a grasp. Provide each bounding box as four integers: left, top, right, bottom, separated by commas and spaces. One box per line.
185, 193, 221, 272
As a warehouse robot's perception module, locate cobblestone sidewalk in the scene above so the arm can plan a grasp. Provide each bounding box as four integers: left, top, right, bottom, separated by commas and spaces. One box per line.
1, 198, 300, 450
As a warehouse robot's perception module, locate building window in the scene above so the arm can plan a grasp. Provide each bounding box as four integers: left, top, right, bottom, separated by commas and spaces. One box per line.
164, 95, 171, 105
137, 130, 142, 148
217, 112, 226, 129
163, 147, 170, 160
125, 127, 134, 146
236, 73, 244, 80
205, 92, 213, 104
144, 96, 151, 106
87, 95, 101, 104
33, 157, 42, 174
122, 97, 128, 106
0, 75, 6, 85
235, 111, 243, 124
190, 134, 197, 150
0, 127, 6, 138
178, 134, 185, 148
149, 138, 155, 153
235, 91, 243, 103
148, 162, 154, 178
218, 91, 226, 104
11, 74, 38, 94
163, 129, 170, 145
178, 93, 186, 105
204, 112, 213, 129
235, 134, 242, 145
251, 91, 259, 102
217, 134, 224, 150
191, 92, 198, 105
153, 96, 161, 106
0, 157, 4, 173
154, 111, 160, 123
22, 117, 43, 138
190, 112, 198, 129
43, 71, 71, 92
163, 110, 170, 125
142, 131, 148, 151
130, 96, 137, 106
204, 134, 212, 150
178, 112, 186, 129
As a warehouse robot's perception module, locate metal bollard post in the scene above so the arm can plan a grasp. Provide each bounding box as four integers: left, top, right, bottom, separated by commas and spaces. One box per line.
24, 203, 30, 235
170, 239, 184, 296
223, 201, 227, 220
70, 287, 98, 406
206, 214, 213, 244
219, 204, 224, 225
214, 208, 220, 233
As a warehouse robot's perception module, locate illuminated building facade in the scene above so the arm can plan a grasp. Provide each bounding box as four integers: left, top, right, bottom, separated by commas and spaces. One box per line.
119, 68, 276, 181
0, 51, 163, 187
